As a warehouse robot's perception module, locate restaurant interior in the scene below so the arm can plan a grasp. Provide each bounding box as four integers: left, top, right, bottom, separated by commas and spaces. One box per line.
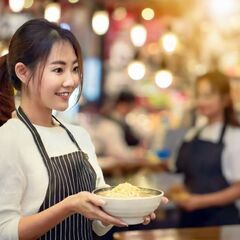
2, 0, 240, 239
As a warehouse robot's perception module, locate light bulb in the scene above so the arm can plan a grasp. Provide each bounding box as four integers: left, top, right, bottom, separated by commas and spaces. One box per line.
92, 11, 109, 35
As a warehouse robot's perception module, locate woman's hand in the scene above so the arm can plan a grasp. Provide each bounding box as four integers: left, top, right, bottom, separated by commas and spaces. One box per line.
143, 196, 169, 225
176, 194, 204, 211
64, 192, 128, 227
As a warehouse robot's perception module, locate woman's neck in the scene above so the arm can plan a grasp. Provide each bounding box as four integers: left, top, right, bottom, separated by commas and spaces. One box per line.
19, 102, 54, 127
208, 114, 224, 125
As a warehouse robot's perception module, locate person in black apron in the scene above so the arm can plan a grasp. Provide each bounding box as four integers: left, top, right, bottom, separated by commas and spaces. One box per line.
17, 106, 98, 240
0, 19, 130, 240
0, 19, 159, 240
103, 90, 141, 147
175, 71, 240, 227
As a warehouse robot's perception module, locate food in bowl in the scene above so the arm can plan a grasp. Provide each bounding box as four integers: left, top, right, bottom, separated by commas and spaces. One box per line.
96, 182, 158, 198
93, 182, 164, 225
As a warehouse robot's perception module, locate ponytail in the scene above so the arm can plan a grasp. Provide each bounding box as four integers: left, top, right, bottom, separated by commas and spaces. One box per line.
0, 54, 15, 126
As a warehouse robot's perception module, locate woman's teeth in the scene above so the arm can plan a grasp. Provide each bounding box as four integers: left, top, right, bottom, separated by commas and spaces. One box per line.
56, 92, 70, 96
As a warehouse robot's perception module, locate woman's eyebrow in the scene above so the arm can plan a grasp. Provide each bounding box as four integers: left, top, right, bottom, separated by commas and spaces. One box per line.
50, 59, 78, 65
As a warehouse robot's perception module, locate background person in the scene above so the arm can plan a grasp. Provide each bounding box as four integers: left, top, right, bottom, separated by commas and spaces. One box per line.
173, 71, 240, 227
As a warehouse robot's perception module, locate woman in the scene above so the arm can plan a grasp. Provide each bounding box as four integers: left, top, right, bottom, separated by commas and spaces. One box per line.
0, 19, 159, 240
175, 71, 240, 227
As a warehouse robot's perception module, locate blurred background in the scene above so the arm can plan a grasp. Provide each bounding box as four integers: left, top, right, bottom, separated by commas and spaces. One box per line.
2, 0, 240, 238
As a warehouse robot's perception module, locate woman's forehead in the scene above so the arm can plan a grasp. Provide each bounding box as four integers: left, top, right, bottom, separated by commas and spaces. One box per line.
46, 41, 76, 63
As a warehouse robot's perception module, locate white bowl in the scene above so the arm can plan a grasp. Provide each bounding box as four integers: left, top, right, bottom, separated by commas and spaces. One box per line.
93, 186, 164, 225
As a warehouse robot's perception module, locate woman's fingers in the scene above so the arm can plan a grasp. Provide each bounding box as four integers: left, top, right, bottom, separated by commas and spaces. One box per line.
161, 196, 169, 204
150, 212, 156, 220
143, 216, 151, 225
87, 193, 106, 207
93, 207, 128, 227
142, 212, 156, 225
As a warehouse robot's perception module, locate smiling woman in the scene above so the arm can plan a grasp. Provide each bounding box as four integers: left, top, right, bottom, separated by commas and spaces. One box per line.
0, 18, 134, 240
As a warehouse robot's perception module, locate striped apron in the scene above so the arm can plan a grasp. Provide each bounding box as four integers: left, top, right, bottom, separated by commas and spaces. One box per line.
16, 107, 97, 240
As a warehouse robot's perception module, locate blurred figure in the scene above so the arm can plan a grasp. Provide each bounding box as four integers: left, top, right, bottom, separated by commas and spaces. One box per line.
95, 90, 145, 162
104, 91, 141, 146
0, 55, 15, 126
174, 71, 240, 227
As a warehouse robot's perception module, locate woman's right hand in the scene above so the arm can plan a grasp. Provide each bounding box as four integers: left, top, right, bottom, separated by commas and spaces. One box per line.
63, 191, 128, 227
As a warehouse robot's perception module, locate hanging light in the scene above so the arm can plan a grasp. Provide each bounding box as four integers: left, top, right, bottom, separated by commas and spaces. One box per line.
141, 8, 155, 21
127, 60, 146, 81
68, 0, 79, 3
112, 7, 127, 21
155, 70, 173, 88
9, 0, 24, 12
44, 3, 61, 23
130, 24, 147, 47
92, 10, 109, 35
161, 32, 178, 53
24, 0, 34, 9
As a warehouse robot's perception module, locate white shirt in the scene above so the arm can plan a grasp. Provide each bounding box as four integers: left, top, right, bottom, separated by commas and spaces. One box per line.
0, 118, 111, 240
184, 122, 240, 184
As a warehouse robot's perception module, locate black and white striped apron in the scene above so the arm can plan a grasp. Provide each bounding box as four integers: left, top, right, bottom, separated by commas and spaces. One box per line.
16, 107, 97, 240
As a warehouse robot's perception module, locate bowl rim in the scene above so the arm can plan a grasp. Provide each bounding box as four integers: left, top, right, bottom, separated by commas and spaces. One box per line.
92, 185, 164, 200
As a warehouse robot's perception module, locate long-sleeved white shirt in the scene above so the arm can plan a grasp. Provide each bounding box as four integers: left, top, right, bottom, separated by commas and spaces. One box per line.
0, 118, 111, 240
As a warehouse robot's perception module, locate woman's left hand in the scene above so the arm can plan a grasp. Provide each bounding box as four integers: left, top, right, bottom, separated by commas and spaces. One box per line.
143, 212, 156, 225
142, 196, 168, 225
177, 194, 203, 211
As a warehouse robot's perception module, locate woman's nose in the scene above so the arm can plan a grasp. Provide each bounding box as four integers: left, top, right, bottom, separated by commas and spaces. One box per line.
63, 72, 78, 87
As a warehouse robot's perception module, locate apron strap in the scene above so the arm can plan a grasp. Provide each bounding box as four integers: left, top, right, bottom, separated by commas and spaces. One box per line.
16, 106, 50, 162
16, 107, 82, 160
194, 122, 227, 144
218, 122, 227, 144
52, 115, 81, 151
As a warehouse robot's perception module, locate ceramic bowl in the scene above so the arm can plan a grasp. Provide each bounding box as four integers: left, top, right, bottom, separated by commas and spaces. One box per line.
93, 186, 164, 225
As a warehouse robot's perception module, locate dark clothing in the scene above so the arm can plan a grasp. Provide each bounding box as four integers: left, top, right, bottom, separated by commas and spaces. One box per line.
106, 115, 140, 146
176, 123, 240, 227
17, 107, 96, 240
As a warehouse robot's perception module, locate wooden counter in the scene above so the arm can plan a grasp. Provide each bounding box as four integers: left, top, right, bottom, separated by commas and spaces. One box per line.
113, 225, 240, 240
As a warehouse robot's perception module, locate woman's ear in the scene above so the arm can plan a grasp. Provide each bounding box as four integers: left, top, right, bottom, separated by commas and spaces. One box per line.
15, 62, 31, 84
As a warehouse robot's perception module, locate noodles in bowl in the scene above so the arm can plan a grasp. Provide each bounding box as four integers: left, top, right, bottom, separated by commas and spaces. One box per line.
96, 182, 160, 198
93, 183, 164, 225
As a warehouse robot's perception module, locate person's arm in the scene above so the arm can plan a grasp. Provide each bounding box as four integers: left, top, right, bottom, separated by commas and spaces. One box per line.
202, 182, 240, 207
177, 182, 240, 211
19, 192, 127, 240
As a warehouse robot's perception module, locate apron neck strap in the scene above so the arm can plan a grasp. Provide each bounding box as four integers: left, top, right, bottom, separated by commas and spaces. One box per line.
16, 106, 51, 161
218, 122, 227, 144
52, 114, 81, 151
194, 122, 227, 144
16, 107, 81, 157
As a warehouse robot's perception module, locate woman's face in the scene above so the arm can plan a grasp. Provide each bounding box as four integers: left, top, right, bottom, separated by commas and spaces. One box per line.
196, 79, 226, 120
29, 41, 80, 113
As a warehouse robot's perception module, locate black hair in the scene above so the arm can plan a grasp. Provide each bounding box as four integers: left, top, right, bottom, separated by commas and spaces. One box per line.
1, 18, 83, 101
115, 90, 136, 105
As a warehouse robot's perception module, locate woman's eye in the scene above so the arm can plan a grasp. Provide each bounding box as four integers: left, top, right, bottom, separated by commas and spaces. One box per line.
53, 68, 63, 73
73, 66, 79, 73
